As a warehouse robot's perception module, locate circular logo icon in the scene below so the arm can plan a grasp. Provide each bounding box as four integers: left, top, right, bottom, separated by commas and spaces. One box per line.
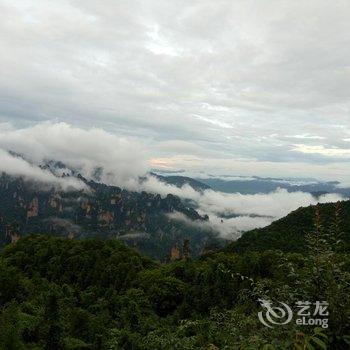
258, 299, 293, 328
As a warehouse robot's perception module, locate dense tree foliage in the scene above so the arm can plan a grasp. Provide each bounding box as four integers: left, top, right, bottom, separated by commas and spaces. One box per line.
0, 203, 349, 349
226, 200, 350, 254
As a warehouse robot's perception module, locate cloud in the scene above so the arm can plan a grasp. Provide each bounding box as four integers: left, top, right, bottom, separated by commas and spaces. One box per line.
0, 121, 345, 239
0, 1, 350, 183
119, 232, 150, 240
149, 155, 350, 187
286, 134, 325, 140
44, 218, 82, 235
0, 121, 148, 187
138, 174, 346, 238
292, 144, 350, 158
0, 149, 86, 190
1, 1, 350, 239
167, 211, 271, 240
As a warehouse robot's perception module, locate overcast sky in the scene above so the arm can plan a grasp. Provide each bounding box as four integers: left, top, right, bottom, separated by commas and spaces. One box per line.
1, 0, 350, 182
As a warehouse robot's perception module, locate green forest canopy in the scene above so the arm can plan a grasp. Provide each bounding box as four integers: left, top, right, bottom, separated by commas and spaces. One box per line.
0, 202, 349, 349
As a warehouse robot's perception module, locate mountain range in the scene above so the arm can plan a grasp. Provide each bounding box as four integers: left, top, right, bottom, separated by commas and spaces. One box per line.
194, 176, 350, 196
0, 171, 221, 260
1, 163, 350, 348
154, 170, 350, 196
1, 159, 350, 261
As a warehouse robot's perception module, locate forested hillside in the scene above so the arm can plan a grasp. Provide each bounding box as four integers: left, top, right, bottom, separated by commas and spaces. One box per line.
0, 201, 349, 349
227, 200, 350, 254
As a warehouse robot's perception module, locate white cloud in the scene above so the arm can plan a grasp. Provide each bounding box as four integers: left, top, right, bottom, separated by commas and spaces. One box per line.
138, 175, 345, 238
0, 121, 345, 238
193, 114, 234, 129
0, 149, 87, 190
293, 144, 350, 157
0, 121, 148, 187
286, 134, 325, 140
168, 211, 272, 240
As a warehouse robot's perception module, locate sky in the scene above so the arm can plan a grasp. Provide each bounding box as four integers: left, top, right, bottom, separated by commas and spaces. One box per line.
1, 0, 350, 183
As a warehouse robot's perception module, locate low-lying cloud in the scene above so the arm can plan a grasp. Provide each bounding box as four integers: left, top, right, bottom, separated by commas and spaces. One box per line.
0, 122, 346, 239
167, 211, 272, 240
140, 175, 345, 238
0, 149, 87, 191
43, 217, 82, 235
0, 121, 148, 188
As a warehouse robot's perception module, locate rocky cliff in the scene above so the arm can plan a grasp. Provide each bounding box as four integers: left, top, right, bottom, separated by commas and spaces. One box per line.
0, 173, 221, 259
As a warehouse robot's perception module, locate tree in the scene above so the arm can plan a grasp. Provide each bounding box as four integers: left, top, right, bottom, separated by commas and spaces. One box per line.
44, 293, 63, 350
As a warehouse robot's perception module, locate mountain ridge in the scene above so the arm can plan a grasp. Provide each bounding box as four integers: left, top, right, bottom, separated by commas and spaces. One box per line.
0, 172, 221, 260
226, 199, 350, 254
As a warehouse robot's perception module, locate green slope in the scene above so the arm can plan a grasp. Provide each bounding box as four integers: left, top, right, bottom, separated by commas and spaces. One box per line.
226, 200, 350, 254
0, 200, 349, 349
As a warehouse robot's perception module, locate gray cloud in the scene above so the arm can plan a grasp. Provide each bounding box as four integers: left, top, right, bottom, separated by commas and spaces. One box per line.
0, 1, 350, 182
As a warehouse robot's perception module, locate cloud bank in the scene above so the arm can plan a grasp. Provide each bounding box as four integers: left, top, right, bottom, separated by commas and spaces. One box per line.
0, 122, 148, 188
138, 175, 345, 238
0, 149, 87, 190
0, 121, 346, 238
